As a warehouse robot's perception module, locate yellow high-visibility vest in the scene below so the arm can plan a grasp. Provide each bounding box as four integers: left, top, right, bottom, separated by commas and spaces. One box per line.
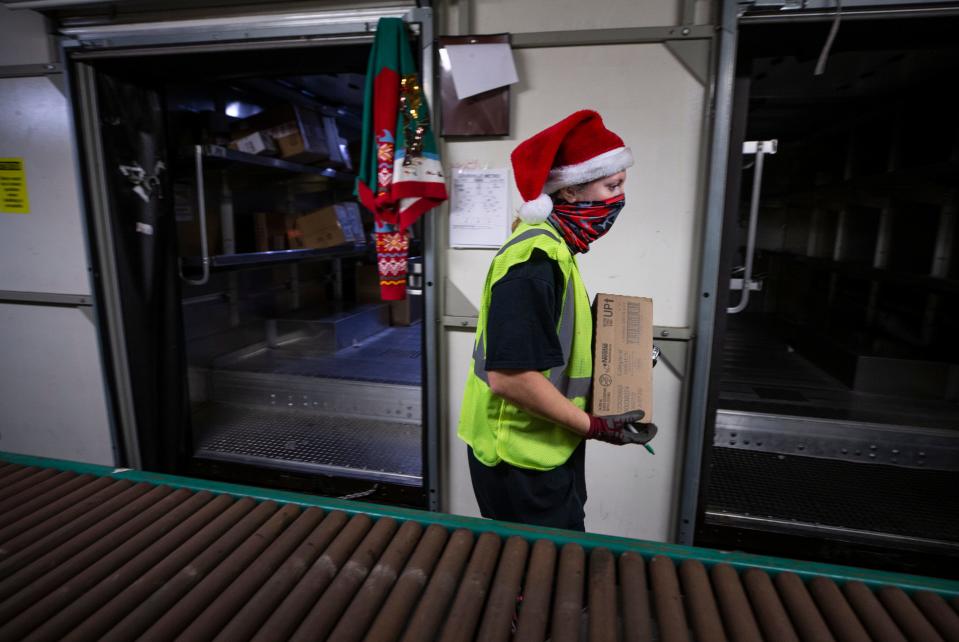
457, 221, 593, 471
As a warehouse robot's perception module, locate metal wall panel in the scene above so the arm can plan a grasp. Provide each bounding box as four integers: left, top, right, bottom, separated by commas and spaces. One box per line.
0, 74, 93, 295
0, 5, 54, 65
0, 303, 115, 465
0, 7, 117, 469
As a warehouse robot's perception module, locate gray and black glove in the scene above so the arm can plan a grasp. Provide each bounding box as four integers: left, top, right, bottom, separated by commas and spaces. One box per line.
586, 410, 658, 449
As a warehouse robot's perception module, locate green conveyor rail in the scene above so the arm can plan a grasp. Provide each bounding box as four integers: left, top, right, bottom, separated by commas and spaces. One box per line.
3, 450, 958, 599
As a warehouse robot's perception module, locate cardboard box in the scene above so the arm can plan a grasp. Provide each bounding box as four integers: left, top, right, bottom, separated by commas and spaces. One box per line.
276, 130, 327, 164
269, 107, 330, 164
390, 297, 422, 326
591, 293, 653, 421
230, 105, 328, 163
229, 131, 278, 156
231, 104, 352, 167
333, 202, 365, 245
290, 208, 347, 250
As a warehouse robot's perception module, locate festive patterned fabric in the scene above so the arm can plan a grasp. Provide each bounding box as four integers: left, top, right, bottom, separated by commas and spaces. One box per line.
356, 17, 448, 300
375, 225, 410, 297
548, 194, 626, 254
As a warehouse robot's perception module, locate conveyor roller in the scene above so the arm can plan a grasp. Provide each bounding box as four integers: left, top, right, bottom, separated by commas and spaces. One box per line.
1, 456, 958, 641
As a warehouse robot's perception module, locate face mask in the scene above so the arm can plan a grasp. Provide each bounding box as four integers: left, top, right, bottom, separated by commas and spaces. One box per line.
548, 194, 625, 254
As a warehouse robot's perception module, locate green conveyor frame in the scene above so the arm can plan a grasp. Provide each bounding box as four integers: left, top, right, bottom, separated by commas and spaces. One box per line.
2, 451, 957, 599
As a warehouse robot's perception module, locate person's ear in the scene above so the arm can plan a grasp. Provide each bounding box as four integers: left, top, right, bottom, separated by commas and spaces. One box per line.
557, 185, 578, 203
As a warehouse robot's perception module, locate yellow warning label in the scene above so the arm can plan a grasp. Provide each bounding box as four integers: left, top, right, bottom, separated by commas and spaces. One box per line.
0, 158, 30, 214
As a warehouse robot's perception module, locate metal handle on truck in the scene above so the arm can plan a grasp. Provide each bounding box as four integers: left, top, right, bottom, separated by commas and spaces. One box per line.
178, 144, 211, 286
728, 139, 777, 314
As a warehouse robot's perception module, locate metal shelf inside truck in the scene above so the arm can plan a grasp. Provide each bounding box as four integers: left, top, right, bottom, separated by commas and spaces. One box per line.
202, 144, 354, 182
181, 244, 368, 272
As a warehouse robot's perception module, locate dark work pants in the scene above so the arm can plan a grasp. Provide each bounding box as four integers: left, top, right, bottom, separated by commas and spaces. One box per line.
467, 440, 587, 532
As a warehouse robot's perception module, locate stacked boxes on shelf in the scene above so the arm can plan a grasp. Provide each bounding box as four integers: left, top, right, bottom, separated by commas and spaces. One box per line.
228, 104, 352, 169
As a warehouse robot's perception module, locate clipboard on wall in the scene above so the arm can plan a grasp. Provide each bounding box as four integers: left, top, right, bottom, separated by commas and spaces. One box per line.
438, 34, 511, 137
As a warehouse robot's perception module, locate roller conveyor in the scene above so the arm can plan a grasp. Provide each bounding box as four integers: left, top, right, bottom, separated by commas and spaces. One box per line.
2, 453, 959, 642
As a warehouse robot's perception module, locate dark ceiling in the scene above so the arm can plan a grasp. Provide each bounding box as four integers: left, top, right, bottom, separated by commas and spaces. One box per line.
740, 16, 959, 142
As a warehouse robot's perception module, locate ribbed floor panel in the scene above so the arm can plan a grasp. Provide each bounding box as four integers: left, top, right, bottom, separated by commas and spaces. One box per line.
706, 447, 959, 547
193, 403, 422, 486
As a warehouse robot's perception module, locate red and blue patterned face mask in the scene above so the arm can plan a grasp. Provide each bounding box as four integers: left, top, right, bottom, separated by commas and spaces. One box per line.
548, 194, 625, 254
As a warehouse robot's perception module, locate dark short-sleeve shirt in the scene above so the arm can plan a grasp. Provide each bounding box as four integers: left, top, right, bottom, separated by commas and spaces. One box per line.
485, 248, 565, 371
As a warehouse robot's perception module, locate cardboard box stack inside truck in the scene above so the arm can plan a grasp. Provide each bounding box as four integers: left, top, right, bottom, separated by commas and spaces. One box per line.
1, 1, 958, 639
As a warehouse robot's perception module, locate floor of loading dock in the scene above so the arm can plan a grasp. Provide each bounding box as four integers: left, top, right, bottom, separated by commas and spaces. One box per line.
706, 447, 959, 545
193, 404, 422, 486
192, 324, 423, 486
1, 457, 958, 642
718, 318, 958, 430
706, 317, 959, 560
215, 322, 423, 386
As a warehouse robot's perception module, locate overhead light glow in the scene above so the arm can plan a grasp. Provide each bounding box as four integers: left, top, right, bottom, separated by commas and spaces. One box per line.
225, 101, 263, 119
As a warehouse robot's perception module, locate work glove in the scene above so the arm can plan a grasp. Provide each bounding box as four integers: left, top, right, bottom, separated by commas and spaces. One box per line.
652, 345, 661, 368
586, 410, 658, 450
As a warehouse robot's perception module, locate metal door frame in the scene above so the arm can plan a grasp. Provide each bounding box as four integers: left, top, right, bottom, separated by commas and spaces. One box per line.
70, 59, 141, 468
62, 4, 443, 509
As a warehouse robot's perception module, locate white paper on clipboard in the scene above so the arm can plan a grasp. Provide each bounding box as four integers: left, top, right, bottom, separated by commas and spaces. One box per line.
444, 43, 519, 99
449, 168, 511, 249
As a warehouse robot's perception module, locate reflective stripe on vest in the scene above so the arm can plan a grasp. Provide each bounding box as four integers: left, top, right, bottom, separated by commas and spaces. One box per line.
472, 228, 591, 400
495, 227, 553, 257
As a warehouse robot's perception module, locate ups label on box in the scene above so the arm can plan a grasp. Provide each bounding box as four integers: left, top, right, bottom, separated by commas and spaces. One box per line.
591, 293, 653, 421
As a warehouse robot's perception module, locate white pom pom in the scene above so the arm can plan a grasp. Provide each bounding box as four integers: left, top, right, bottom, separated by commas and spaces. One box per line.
518, 193, 553, 223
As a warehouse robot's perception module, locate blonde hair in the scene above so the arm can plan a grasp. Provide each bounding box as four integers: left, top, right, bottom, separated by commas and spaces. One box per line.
510, 183, 589, 231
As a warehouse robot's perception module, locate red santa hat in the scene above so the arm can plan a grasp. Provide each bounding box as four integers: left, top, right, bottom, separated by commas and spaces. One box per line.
511, 109, 633, 224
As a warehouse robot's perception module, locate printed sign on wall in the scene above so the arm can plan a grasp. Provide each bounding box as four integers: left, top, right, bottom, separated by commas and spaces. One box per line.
0, 158, 30, 214
449, 167, 511, 248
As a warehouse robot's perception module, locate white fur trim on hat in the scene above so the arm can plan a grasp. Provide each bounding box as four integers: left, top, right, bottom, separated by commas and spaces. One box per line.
543, 146, 634, 195
518, 192, 554, 224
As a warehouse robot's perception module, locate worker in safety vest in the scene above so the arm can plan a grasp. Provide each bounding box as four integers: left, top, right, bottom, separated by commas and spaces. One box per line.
458, 110, 657, 532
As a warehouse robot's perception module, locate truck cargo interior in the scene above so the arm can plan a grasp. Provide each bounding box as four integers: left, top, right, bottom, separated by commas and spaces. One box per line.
698, 15, 959, 576
72, 41, 431, 507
